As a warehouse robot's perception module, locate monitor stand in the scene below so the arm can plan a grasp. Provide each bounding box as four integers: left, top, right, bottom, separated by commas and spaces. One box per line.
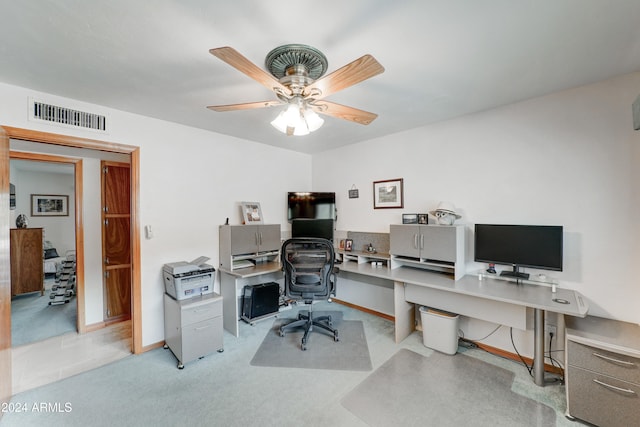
500, 266, 529, 280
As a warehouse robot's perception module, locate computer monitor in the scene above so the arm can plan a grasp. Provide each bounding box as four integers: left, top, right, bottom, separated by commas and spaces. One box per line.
291, 218, 334, 242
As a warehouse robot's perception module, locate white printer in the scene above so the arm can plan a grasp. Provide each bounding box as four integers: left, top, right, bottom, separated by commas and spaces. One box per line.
163, 257, 215, 300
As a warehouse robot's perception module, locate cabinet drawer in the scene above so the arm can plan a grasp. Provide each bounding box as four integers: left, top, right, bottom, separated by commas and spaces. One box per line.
181, 317, 223, 363
181, 299, 222, 326
567, 365, 640, 427
568, 340, 640, 384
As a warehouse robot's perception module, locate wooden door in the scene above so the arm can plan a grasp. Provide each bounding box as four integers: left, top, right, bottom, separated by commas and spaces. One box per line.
101, 162, 131, 322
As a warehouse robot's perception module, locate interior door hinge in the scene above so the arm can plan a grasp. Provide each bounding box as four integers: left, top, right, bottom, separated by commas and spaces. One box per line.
103, 166, 109, 174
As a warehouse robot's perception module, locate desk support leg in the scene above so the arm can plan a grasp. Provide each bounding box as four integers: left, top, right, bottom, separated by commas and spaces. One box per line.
533, 308, 545, 386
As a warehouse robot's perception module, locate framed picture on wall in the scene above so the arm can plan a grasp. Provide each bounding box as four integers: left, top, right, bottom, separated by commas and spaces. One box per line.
31, 194, 69, 216
373, 178, 404, 209
240, 201, 263, 224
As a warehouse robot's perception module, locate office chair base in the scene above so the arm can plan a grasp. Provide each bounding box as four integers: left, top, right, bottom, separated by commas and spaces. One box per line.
279, 310, 339, 351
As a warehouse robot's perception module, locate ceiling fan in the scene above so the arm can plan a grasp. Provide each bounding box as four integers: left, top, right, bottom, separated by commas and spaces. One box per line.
207, 44, 385, 136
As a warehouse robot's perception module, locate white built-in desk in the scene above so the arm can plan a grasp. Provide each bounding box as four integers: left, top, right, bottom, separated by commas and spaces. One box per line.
337, 261, 589, 386
220, 258, 589, 386
219, 262, 283, 337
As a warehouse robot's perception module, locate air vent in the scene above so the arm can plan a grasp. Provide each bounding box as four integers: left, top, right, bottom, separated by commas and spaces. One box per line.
30, 99, 107, 132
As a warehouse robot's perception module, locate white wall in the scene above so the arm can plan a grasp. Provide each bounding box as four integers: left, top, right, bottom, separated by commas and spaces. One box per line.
0, 82, 312, 346
313, 72, 640, 354
9, 168, 75, 254
3, 71, 638, 355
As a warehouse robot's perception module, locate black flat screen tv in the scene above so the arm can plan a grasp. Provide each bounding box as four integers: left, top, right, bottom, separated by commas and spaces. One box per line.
474, 224, 563, 279
288, 192, 336, 220
291, 218, 334, 242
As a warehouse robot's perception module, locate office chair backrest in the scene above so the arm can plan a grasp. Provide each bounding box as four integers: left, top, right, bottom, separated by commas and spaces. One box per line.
281, 238, 336, 302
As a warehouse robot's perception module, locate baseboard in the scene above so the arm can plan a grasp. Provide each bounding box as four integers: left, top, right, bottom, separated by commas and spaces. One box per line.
84, 321, 107, 333
331, 298, 395, 322
141, 340, 165, 353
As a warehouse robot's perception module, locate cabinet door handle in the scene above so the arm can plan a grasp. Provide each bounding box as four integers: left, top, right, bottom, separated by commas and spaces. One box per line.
593, 352, 636, 366
413, 234, 418, 249
420, 234, 424, 250
194, 324, 213, 331
593, 379, 636, 395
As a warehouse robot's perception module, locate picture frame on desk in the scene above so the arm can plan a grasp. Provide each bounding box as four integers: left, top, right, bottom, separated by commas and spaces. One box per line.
373, 178, 403, 209
402, 213, 418, 224
240, 201, 263, 224
344, 239, 353, 251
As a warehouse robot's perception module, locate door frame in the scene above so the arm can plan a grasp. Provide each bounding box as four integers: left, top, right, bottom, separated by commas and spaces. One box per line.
0, 125, 142, 403
10, 151, 84, 332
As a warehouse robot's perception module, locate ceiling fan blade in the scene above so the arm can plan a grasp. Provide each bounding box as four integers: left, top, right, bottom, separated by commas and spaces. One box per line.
207, 101, 282, 112
303, 54, 384, 100
310, 101, 378, 125
210, 47, 292, 97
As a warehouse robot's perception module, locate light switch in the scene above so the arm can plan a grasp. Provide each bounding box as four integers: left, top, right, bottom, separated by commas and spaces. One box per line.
145, 225, 154, 239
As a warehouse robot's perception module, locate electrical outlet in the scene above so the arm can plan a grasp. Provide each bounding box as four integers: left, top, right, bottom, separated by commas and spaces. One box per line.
545, 324, 557, 336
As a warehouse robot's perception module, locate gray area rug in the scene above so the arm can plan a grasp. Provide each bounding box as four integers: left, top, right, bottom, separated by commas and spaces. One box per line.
341, 348, 556, 427
250, 311, 372, 371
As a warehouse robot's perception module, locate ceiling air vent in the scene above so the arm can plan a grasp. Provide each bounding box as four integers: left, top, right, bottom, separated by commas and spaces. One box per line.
30, 99, 107, 132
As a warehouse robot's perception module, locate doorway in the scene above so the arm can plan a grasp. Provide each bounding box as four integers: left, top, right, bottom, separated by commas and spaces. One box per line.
9, 155, 78, 346
0, 125, 142, 403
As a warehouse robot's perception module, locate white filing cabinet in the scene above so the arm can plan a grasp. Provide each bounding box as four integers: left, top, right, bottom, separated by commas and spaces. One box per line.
565, 316, 640, 427
164, 292, 224, 369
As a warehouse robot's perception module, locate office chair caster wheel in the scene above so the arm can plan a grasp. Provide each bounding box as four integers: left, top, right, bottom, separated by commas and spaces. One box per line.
301, 343, 307, 351
163, 344, 168, 349
279, 328, 285, 337
177, 363, 184, 369
334, 332, 339, 342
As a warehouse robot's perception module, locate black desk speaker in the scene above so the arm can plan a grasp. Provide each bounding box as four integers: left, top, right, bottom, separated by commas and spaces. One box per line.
242, 282, 280, 321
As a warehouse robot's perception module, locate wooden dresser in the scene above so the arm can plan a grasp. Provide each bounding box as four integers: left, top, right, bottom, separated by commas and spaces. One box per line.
10, 228, 44, 297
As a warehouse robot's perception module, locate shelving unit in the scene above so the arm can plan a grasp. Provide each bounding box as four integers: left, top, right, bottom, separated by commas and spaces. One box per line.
389, 224, 465, 280
219, 224, 281, 271
338, 250, 390, 268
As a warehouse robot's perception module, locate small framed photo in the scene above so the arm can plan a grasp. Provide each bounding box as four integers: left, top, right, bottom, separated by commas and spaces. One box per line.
344, 239, 353, 251
339, 239, 345, 250
418, 214, 429, 224
240, 201, 263, 224
31, 194, 69, 217
402, 214, 418, 224
373, 178, 404, 209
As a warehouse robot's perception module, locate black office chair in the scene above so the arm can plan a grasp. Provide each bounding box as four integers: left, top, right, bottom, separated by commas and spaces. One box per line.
279, 238, 339, 351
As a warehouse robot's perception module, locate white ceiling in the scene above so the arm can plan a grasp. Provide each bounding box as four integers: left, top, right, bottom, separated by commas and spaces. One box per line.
1, 1, 639, 154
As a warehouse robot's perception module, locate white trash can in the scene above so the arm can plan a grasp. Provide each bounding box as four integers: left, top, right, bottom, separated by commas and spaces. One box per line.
419, 306, 459, 355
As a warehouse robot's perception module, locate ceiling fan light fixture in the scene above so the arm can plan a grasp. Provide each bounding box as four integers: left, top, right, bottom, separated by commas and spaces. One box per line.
270, 101, 323, 136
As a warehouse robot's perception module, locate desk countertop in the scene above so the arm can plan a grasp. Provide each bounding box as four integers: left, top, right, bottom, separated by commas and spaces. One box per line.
338, 261, 589, 317
219, 262, 282, 279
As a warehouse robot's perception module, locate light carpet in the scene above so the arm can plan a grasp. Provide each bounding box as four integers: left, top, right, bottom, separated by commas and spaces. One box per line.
11, 278, 77, 347
250, 310, 373, 371
341, 348, 557, 427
